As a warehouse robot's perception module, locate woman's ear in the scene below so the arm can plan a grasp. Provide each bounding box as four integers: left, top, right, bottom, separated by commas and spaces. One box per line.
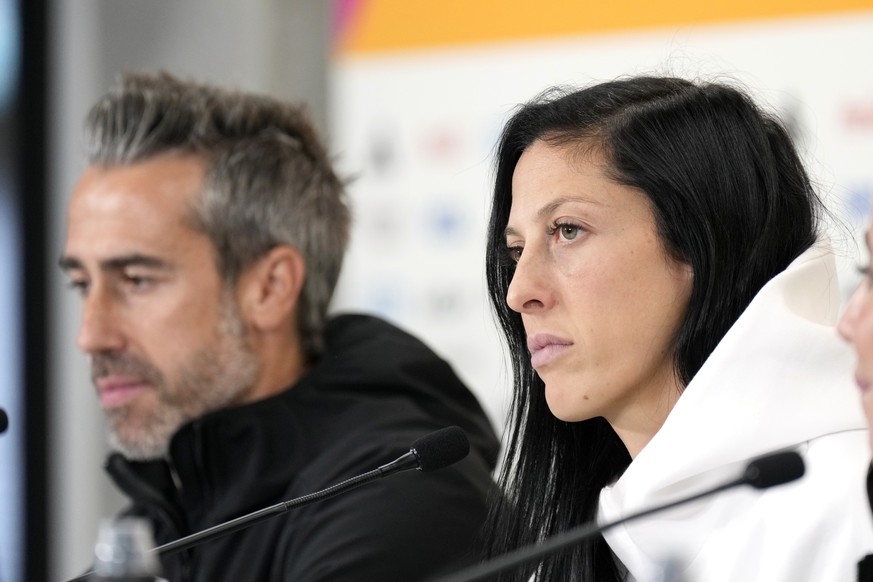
237, 245, 306, 332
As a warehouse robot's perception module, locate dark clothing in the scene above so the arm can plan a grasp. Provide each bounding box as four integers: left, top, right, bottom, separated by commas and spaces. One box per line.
105, 314, 500, 581
861, 465, 873, 582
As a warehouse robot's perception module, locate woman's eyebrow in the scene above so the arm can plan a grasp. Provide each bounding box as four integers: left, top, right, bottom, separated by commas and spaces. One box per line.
504, 196, 601, 239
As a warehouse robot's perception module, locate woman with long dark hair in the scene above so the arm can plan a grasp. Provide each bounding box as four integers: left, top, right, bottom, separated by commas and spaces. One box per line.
484, 76, 873, 581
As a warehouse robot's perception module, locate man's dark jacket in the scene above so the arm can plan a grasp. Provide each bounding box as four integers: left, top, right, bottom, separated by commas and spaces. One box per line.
106, 314, 501, 581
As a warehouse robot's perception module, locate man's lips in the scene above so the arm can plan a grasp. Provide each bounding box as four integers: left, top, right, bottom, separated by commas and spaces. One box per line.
95, 376, 150, 408
527, 333, 573, 369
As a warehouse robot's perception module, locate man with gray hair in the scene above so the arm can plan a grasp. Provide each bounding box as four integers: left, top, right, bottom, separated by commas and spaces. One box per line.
59, 71, 499, 581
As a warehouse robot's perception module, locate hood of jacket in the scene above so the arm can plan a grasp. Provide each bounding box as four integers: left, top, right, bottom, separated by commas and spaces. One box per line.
598, 244, 870, 579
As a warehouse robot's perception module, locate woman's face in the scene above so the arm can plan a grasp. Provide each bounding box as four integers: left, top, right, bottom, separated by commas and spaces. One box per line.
504, 140, 693, 454
837, 228, 873, 452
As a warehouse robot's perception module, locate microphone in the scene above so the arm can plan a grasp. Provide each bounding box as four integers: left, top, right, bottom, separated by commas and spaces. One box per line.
156, 426, 468, 556
430, 450, 805, 582
65, 426, 469, 582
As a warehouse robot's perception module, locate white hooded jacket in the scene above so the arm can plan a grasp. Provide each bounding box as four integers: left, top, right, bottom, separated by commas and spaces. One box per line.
598, 244, 873, 582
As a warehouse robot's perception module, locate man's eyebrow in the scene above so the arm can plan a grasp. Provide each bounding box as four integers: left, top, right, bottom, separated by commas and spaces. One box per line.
58, 255, 82, 272
58, 254, 172, 273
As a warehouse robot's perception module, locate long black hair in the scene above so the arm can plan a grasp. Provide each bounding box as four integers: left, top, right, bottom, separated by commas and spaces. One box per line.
483, 76, 823, 580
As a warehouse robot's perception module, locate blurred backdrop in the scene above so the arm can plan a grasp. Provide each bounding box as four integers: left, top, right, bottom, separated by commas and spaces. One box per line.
2, 1, 873, 580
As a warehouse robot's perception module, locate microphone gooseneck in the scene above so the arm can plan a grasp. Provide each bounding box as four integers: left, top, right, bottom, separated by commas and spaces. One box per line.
64, 426, 470, 582
430, 450, 805, 582
154, 425, 469, 558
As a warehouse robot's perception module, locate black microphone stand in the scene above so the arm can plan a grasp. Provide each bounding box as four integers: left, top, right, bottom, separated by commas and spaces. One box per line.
156, 450, 419, 557
64, 451, 420, 582
64, 426, 469, 582
430, 451, 804, 582
431, 476, 744, 582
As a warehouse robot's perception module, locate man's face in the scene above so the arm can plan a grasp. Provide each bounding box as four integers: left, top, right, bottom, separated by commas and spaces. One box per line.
60, 155, 258, 460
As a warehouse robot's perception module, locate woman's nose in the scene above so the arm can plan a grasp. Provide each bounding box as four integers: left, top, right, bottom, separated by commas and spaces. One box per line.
506, 250, 554, 314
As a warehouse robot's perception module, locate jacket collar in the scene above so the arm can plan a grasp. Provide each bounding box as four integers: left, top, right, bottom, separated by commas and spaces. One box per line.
106, 383, 313, 535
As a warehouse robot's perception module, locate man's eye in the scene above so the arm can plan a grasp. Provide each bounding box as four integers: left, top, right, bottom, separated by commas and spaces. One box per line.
123, 274, 153, 289
66, 279, 90, 295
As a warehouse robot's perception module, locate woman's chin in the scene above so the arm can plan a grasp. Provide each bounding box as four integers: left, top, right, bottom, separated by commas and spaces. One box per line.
545, 386, 594, 423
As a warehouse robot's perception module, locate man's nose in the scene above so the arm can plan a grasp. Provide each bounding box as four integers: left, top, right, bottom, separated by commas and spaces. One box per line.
76, 285, 126, 354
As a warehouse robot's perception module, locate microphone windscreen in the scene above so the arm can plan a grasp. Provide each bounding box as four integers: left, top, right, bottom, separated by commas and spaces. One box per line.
743, 451, 805, 489
412, 426, 470, 472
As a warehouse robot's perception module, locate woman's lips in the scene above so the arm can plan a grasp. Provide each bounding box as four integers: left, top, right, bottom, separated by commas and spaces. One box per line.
527, 333, 573, 369
96, 377, 149, 409
856, 374, 871, 394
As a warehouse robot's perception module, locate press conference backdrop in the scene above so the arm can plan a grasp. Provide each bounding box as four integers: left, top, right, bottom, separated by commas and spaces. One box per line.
329, 1, 873, 428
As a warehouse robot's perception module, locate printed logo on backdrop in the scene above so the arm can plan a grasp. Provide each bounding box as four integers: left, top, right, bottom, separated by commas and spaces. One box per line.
836, 91, 873, 227
361, 280, 405, 320
425, 198, 469, 245
360, 198, 403, 247
366, 121, 399, 177
419, 124, 466, 165
842, 98, 873, 132
843, 182, 873, 227
358, 278, 473, 325
778, 94, 808, 151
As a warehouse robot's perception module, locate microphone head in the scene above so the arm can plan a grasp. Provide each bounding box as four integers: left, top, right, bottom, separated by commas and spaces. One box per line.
411, 426, 470, 472
742, 451, 805, 489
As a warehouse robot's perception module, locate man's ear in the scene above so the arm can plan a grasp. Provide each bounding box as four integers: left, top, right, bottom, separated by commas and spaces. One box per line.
237, 246, 306, 332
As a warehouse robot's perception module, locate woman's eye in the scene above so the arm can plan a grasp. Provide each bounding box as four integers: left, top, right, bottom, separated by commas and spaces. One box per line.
506, 246, 523, 263
556, 223, 582, 241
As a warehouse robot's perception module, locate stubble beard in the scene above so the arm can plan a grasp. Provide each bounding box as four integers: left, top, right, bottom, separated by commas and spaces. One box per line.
96, 298, 259, 461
